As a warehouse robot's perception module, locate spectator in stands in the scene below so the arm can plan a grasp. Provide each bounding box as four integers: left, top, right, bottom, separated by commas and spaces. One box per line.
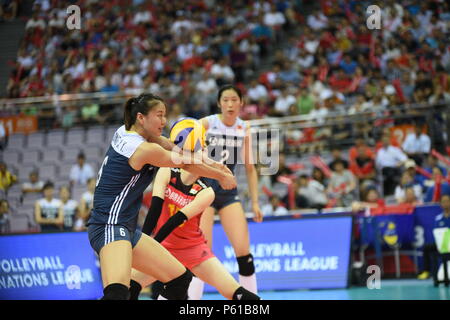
69, 153, 94, 187
298, 174, 328, 210
327, 160, 357, 207
21, 170, 44, 196
417, 194, 450, 280
312, 167, 328, 188
34, 181, 63, 233
0, 0, 18, 21
274, 86, 297, 116
329, 115, 352, 147
247, 79, 269, 104
261, 195, 288, 216
424, 167, 450, 203
403, 159, 426, 189
394, 171, 423, 204
0, 162, 17, 192
328, 145, 349, 171
350, 144, 377, 193
402, 123, 431, 166
282, 177, 309, 210
59, 185, 78, 232
296, 87, 315, 115
339, 54, 358, 76
25, 10, 46, 30
263, 3, 286, 31
349, 137, 374, 164
210, 58, 235, 86
0, 199, 10, 234
422, 154, 447, 178
76, 177, 95, 230
351, 187, 386, 213
270, 153, 293, 185
403, 187, 422, 206
195, 71, 218, 115
307, 10, 328, 31
375, 135, 408, 196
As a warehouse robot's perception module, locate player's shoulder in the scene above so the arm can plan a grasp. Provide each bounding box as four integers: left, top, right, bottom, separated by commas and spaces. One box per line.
195, 178, 209, 190
111, 125, 146, 158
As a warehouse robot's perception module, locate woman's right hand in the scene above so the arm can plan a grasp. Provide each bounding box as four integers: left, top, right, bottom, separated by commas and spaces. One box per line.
219, 172, 237, 190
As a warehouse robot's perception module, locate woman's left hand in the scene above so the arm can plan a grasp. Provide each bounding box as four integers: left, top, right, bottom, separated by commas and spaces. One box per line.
252, 203, 264, 223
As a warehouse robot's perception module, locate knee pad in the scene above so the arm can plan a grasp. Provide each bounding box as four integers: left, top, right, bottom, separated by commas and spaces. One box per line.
232, 286, 260, 300
129, 279, 142, 300
101, 283, 130, 300
160, 269, 193, 300
237, 254, 255, 276
150, 280, 164, 300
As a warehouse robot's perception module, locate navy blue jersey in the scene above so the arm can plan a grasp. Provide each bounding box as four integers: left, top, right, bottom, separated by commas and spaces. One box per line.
87, 125, 155, 232
435, 212, 450, 229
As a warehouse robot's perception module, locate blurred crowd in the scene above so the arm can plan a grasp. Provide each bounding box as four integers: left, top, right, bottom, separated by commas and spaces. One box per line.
0, 152, 96, 234
5, 0, 450, 121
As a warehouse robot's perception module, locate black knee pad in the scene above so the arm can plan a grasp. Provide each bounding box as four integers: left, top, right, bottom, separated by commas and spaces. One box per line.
150, 280, 164, 300
232, 286, 260, 300
160, 269, 193, 300
237, 254, 255, 276
101, 283, 130, 300
129, 279, 142, 300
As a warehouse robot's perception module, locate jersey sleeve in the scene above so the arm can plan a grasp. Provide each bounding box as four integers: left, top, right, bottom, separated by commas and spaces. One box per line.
111, 127, 145, 159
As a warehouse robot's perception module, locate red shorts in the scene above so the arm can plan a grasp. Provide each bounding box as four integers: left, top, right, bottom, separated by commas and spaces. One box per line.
164, 242, 215, 270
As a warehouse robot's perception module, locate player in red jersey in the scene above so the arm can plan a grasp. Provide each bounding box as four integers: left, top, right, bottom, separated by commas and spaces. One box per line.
128, 119, 260, 300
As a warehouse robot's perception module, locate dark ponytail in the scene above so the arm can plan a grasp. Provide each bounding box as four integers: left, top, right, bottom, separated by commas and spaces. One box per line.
124, 93, 165, 130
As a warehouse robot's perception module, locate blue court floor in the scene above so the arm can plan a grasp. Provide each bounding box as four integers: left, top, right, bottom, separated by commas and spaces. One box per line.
139, 279, 449, 300
200, 279, 450, 300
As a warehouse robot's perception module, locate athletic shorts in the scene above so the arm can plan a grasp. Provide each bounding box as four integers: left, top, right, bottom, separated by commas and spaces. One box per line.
87, 223, 142, 254
164, 242, 215, 270
211, 191, 241, 211
204, 178, 241, 211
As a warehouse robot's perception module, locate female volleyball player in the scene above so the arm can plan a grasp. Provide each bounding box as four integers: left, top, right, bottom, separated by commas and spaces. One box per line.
129, 118, 260, 300
194, 84, 263, 298
87, 93, 236, 300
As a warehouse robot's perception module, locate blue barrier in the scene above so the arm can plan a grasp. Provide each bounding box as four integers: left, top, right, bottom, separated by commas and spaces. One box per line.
358, 204, 442, 248
0, 232, 103, 300
205, 214, 353, 292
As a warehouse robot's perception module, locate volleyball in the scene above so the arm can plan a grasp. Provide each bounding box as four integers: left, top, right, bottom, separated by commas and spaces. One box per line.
169, 117, 206, 152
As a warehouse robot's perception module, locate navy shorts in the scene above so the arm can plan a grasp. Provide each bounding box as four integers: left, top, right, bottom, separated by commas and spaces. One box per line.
87, 224, 142, 254
210, 191, 241, 211
204, 178, 241, 211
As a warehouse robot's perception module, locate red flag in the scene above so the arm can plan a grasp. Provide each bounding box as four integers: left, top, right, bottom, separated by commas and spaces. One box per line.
432, 149, 450, 168
262, 186, 273, 197
310, 156, 332, 178
433, 175, 443, 202
392, 79, 406, 102
415, 166, 432, 179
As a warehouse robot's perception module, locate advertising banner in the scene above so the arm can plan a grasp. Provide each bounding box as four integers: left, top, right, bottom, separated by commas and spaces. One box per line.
205, 215, 353, 292
0, 232, 102, 300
